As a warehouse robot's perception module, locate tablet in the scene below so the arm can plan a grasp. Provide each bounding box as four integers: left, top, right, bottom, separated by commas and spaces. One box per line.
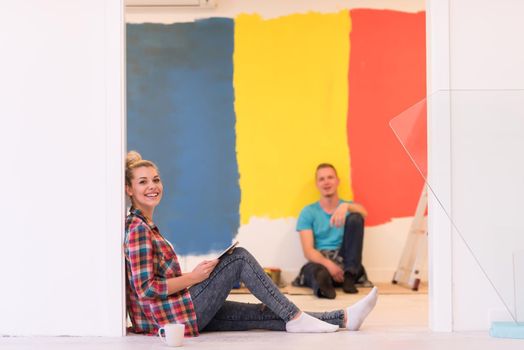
216, 240, 239, 259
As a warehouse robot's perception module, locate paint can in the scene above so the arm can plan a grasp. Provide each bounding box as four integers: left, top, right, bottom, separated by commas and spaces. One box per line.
264, 267, 281, 286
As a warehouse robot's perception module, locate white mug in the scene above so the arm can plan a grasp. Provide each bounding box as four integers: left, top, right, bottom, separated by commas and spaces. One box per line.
158, 323, 185, 347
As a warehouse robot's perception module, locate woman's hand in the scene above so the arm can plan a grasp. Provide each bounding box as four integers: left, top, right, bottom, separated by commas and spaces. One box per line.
191, 259, 219, 284
167, 259, 219, 294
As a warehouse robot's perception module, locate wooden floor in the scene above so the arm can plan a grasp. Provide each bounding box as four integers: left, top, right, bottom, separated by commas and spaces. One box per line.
228, 287, 428, 328
2, 290, 523, 350
230, 282, 428, 295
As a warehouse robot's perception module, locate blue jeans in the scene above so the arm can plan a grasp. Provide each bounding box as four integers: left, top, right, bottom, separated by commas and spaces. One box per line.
189, 247, 345, 332
296, 213, 367, 296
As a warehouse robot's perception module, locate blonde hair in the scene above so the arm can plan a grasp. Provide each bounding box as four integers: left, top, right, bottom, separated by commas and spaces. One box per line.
315, 163, 338, 177
125, 151, 158, 186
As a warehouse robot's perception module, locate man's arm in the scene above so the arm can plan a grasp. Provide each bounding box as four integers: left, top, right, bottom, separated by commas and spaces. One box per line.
330, 202, 368, 227
299, 229, 344, 282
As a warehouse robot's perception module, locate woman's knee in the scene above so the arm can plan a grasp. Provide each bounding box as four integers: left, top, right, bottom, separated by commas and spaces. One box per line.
225, 247, 261, 271
230, 246, 252, 260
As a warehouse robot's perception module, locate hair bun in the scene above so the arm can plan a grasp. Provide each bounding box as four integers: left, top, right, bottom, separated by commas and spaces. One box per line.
126, 150, 142, 169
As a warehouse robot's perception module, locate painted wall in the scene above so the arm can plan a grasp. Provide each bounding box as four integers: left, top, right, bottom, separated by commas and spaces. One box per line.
427, 0, 524, 331
0, 1, 124, 336
127, 19, 240, 254
127, 0, 426, 282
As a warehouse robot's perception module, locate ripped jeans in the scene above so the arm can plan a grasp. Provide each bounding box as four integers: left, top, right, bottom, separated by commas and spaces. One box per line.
189, 247, 345, 332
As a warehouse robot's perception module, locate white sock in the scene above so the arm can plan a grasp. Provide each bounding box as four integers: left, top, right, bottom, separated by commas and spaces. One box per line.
346, 286, 378, 331
286, 312, 339, 333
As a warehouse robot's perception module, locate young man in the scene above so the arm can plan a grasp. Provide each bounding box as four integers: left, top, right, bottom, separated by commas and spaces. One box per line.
294, 163, 373, 299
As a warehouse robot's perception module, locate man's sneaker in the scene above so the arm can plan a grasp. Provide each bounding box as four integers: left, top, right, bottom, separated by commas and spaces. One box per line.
315, 269, 336, 299
355, 279, 374, 288
342, 272, 358, 294
354, 270, 374, 288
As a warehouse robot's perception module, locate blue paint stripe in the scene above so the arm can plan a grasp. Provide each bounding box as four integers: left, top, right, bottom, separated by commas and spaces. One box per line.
127, 19, 239, 254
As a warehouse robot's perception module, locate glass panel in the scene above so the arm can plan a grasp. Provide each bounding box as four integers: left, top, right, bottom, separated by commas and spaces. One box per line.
390, 90, 524, 323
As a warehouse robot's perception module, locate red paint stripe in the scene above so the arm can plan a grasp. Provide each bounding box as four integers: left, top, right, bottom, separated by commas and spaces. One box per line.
348, 9, 427, 226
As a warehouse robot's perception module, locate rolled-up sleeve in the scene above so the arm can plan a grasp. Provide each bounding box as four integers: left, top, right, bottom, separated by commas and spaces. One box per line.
126, 223, 168, 299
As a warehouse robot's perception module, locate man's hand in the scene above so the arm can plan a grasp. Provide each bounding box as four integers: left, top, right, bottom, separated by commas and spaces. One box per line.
348, 202, 368, 218
325, 260, 344, 283
330, 203, 349, 227
330, 202, 368, 227
299, 229, 344, 282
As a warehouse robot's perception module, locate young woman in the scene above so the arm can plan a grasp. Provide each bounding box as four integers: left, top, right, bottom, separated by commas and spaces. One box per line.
124, 151, 378, 337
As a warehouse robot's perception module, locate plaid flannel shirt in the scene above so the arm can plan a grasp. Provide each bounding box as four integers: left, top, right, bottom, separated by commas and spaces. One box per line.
124, 208, 199, 337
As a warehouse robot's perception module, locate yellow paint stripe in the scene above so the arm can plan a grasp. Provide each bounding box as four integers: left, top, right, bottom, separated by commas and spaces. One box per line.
234, 11, 353, 224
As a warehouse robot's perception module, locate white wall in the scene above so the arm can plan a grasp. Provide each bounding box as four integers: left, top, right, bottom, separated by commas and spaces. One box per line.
427, 0, 524, 331
426, 0, 453, 332
182, 217, 419, 285
126, 0, 426, 285
0, 1, 125, 336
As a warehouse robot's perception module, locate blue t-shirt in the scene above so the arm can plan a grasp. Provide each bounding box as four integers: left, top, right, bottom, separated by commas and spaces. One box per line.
296, 200, 350, 250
